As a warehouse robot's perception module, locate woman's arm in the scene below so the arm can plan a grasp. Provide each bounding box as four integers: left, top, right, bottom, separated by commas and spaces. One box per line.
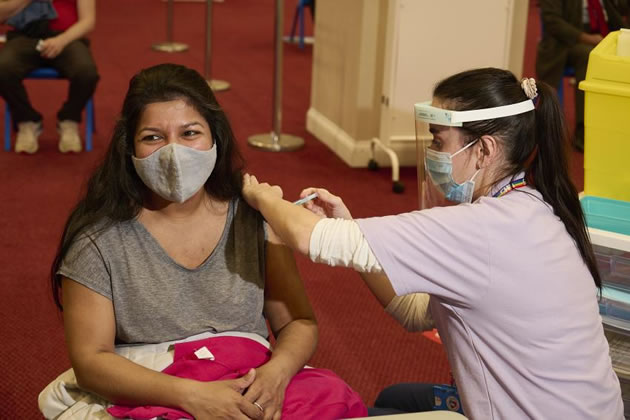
243, 227, 318, 420
62, 278, 263, 420
40, 0, 95, 59
242, 174, 322, 255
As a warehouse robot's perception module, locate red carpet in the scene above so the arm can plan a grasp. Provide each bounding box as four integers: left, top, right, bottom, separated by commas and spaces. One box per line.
0, 0, 583, 417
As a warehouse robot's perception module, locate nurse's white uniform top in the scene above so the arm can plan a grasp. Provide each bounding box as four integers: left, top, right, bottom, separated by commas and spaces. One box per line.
353, 180, 623, 419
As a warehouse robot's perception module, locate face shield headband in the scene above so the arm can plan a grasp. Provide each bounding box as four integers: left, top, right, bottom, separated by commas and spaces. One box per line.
414, 99, 535, 127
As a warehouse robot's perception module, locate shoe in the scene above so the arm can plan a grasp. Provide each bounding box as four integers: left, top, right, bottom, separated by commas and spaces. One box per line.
15, 121, 42, 154
58, 120, 82, 153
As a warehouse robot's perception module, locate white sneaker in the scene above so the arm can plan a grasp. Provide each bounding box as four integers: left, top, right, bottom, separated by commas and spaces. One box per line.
58, 120, 82, 153
15, 121, 42, 154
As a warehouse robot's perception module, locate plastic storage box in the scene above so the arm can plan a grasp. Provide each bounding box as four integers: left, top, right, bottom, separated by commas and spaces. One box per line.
581, 195, 630, 416
604, 328, 630, 417
581, 196, 630, 236
581, 196, 630, 322
579, 31, 630, 202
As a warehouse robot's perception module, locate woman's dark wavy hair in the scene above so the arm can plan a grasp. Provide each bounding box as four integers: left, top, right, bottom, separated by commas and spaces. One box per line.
433, 67, 600, 289
51, 63, 245, 309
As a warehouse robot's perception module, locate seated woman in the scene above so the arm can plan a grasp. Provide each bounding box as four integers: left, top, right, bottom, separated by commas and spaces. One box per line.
42, 63, 365, 420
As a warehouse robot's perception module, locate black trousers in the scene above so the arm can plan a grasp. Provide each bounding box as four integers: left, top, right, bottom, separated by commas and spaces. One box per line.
0, 34, 99, 126
368, 383, 437, 416
538, 42, 592, 147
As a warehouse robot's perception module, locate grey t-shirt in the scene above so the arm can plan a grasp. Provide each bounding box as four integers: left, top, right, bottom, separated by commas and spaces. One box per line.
59, 198, 268, 344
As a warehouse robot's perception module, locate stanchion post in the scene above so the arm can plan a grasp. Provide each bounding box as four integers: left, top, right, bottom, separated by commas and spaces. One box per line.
152, 0, 189, 53
248, 0, 304, 152
205, 0, 230, 91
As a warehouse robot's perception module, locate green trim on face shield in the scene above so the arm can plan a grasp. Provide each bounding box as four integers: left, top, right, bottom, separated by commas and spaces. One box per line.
424, 140, 481, 204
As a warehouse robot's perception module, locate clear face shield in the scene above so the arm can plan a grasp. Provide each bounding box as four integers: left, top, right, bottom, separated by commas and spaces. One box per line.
414, 99, 535, 209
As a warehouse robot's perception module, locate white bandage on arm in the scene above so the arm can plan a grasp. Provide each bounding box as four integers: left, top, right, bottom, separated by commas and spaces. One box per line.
308, 218, 383, 273
385, 293, 435, 332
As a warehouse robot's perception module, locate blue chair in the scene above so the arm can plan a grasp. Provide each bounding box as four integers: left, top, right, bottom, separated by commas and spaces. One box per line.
4, 67, 95, 152
289, 0, 314, 49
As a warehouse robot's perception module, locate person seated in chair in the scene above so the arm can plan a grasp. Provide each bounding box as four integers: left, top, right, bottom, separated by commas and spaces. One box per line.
0, 0, 99, 154
42, 64, 367, 420
536, 0, 628, 152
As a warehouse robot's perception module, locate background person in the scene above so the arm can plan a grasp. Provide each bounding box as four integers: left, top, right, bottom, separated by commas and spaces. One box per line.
0, 0, 99, 153
536, 0, 629, 151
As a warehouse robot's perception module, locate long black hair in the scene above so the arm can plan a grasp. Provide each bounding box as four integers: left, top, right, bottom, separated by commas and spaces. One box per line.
51, 63, 245, 309
433, 67, 600, 289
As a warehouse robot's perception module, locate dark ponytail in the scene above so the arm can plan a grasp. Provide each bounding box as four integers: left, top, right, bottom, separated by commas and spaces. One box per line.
434, 68, 600, 289
530, 82, 601, 289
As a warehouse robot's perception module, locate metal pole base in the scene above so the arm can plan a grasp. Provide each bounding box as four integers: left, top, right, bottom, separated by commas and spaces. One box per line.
282, 35, 314, 45
248, 133, 304, 152
207, 79, 230, 92
152, 42, 189, 52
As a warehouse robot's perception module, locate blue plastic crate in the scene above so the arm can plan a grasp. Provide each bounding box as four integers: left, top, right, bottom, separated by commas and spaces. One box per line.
601, 287, 630, 323
581, 196, 630, 236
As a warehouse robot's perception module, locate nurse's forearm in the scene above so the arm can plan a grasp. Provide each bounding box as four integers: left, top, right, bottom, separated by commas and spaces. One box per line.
257, 194, 321, 255
359, 272, 396, 307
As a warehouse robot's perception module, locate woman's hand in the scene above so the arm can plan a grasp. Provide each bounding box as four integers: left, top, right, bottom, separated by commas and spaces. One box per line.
183, 369, 264, 420
298, 187, 352, 219
242, 174, 283, 211
243, 362, 292, 420
39, 35, 68, 59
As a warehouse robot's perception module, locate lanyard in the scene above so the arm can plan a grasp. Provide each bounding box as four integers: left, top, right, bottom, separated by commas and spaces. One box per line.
492, 177, 527, 198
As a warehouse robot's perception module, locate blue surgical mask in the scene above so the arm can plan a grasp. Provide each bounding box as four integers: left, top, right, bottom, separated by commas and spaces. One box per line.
425, 140, 481, 203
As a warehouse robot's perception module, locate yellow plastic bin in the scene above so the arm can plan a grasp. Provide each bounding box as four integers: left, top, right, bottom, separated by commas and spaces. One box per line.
579, 31, 630, 202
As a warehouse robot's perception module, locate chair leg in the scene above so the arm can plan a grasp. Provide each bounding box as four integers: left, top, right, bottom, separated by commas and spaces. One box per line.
289, 5, 300, 42
4, 105, 11, 152
299, 4, 305, 49
85, 97, 94, 152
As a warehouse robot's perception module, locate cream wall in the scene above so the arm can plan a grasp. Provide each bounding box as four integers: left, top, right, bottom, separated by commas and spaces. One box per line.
307, 0, 387, 165
307, 0, 529, 168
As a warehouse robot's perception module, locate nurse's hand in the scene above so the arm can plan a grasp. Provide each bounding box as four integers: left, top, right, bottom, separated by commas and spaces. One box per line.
243, 174, 283, 211
299, 187, 352, 219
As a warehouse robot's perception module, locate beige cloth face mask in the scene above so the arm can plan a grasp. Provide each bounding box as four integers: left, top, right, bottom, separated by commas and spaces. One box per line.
132, 143, 217, 203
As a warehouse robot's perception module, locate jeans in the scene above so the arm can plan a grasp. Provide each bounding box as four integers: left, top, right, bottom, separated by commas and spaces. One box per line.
368, 383, 437, 416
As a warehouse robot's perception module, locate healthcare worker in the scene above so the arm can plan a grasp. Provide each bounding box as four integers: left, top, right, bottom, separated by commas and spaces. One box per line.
241, 67, 623, 419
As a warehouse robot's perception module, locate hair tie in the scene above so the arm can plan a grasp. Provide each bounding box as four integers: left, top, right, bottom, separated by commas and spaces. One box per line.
520, 78, 538, 100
